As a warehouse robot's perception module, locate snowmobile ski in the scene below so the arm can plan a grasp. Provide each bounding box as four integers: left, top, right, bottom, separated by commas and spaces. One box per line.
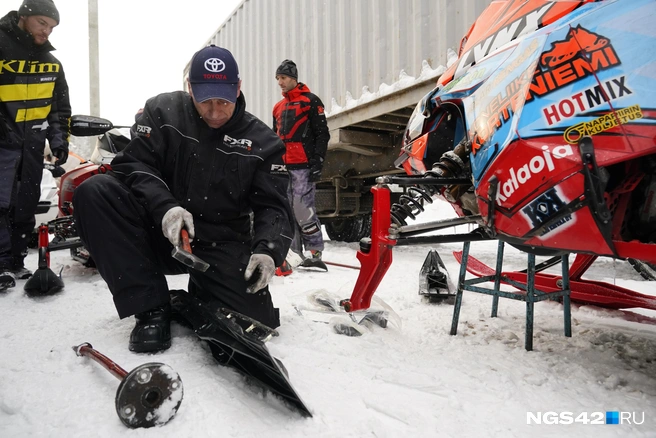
169, 290, 312, 417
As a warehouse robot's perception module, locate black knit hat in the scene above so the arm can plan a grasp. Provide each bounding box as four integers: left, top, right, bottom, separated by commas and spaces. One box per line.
276, 59, 298, 80
18, 0, 60, 24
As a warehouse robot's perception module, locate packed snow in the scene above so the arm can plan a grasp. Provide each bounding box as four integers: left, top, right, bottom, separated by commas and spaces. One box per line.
325, 49, 458, 117
1, 201, 655, 437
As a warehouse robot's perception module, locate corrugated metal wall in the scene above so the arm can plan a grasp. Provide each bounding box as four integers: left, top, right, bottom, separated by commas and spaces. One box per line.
187, 0, 493, 124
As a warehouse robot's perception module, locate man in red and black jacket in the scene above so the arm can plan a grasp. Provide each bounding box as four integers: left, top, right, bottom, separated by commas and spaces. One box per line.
272, 60, 330, 271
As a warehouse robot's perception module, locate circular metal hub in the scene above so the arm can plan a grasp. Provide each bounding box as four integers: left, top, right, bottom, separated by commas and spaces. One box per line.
115, 362, 183, 428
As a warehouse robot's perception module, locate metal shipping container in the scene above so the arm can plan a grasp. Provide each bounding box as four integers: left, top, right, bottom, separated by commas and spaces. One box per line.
186, 0, 493, 123
185, 0, 494, 242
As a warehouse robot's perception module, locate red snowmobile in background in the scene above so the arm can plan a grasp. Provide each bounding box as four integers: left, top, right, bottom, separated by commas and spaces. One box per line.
341, 0, 656, 314
26, 115, 129, 294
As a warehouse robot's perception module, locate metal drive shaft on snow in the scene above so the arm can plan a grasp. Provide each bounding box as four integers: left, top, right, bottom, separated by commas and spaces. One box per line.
72, 342, 184, 428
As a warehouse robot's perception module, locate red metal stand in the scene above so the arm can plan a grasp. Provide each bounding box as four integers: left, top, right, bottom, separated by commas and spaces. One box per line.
342, 186, 396, 312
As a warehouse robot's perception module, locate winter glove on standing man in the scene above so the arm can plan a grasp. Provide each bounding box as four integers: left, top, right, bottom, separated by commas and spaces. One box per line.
52, 147, 68, 165
308, 156, 323, 182
162, 206, 195, 246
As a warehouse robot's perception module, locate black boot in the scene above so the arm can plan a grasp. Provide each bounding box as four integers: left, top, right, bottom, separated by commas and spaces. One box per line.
129, 303, 172, 353
0, 271, 15, 291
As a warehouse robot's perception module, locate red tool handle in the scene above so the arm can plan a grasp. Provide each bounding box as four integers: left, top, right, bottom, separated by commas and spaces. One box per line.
180, 229, 192, 253
73, 342, 128, 380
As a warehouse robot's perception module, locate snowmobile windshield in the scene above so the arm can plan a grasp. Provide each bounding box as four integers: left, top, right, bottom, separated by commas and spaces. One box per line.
463, 34, 544, 185
404, 86, 441, 145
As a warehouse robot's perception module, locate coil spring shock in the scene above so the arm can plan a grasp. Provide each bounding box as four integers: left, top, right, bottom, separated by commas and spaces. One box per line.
391, 139, 472, 226
391, 185, 436, 226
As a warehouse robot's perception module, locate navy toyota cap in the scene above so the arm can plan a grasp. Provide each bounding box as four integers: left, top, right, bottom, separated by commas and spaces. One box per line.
189, 45, 240, 103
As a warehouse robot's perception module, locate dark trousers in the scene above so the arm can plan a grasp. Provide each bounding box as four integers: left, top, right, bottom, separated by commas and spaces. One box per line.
0, 158, 39, 271
0, 204, 35, 271
73, 174, 279, 328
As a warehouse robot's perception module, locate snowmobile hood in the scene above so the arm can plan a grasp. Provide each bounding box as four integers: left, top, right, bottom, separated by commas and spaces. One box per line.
439, 0, 599, 87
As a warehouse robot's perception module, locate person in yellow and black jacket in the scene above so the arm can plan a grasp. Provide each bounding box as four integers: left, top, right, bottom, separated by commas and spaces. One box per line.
272, 60, 330, 272
0, 0, 71, 291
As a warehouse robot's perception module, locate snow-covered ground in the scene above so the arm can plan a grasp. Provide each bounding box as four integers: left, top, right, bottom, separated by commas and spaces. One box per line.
1, 201, 655, 437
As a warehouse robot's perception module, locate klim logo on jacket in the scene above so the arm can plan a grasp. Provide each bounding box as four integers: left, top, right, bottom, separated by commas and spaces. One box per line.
0, 60, 61, 74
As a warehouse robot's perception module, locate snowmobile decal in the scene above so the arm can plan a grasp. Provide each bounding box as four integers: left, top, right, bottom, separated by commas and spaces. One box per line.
495, 144, 575, 205
454, 3, 555, 78
542, 74, 633, 126
521, 186, 575, 236
564, 104, 643, 143
540, 25, 609, 68
529, 31, 621, 102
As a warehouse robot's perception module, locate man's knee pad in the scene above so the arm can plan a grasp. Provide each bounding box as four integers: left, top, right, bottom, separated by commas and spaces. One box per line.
300, 221, 320, 236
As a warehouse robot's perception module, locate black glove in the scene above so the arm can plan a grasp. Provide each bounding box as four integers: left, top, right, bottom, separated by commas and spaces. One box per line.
44, 162, 66, 178
52, 148, 68, 165
308, 157, 323, 182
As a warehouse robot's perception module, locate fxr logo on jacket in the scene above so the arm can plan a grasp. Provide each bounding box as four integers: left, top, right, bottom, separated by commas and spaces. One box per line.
224, 134, 253, 151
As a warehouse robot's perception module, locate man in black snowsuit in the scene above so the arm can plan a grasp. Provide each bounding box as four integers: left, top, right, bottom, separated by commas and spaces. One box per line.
0, 0, 70, 291
73, 45, 294, 353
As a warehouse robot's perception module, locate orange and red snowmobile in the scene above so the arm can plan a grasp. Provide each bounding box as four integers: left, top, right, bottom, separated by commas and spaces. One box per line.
340, 0, 656, 315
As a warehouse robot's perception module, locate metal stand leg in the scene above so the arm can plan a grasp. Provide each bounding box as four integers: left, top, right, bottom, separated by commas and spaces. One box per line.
561, 254, 572, 337
491, 241, 505, 317
525, 253, 536, 351
450, 241, 470, 336
451, 242, 573, 351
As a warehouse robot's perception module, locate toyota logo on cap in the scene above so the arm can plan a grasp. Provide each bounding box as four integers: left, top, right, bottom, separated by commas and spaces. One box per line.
205, 58, 226, 73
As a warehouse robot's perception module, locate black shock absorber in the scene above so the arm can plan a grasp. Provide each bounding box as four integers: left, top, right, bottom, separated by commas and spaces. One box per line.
391, 139, 472, 226
391, 185, 436, 226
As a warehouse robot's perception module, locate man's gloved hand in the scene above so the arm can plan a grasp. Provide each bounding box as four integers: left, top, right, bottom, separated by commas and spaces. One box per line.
52, 148, 68, 165
44, 162, 66, 178
308, 157, 323, 182
244, 253, 275, 294
162, 206, 195, 246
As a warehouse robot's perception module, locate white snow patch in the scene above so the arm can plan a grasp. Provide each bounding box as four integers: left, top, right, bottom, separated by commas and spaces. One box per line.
326, 60, 445, 117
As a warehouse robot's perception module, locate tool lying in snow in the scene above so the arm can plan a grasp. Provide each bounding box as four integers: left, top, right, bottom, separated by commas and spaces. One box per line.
418, 250, 456, 303
171, 229, 209, 272
293, 290, 402, 337
72, 342, 183, 428
323, 260, 360, 270
169, 289, 312, 417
